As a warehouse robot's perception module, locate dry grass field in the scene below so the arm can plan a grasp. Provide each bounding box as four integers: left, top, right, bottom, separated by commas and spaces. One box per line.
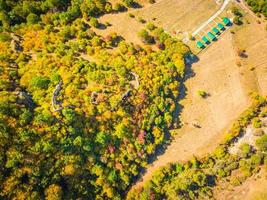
130, 10, 267, 190
232, 14, 267, 96
131, 31, 251, 189
95, 0, 220, 44
213, 169, 267, 200
135, 0, 219, 33
95, 12, 145, 44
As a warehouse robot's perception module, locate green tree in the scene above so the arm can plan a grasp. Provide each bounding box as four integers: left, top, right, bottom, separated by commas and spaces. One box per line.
30, 76, 50, 89
256, 135, 267, 152
26, 13, 40, 24
62, 108, 77, 124
138, 29, 154, 44
89, 17, 99, 28
19, 109, 33, 126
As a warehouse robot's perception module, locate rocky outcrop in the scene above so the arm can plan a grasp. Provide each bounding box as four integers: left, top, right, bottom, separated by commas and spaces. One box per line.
10, 33, 23, 52
91, 91, 99, 105
130, 72, 139, 89
52, 81, 63, 112
16, 91, 34, 109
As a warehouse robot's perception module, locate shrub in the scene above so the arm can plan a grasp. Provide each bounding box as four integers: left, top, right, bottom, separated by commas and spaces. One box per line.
129, 13, 135, 18
27, 13, 40, 25
189, 34, 195, 41
239, 143, 251, 158
233, 16, 243, 25
250, 154, 263, 166
138, 29, 154, 44
89, 17, 99, 28
138, 17, 146, 23
114, 3, 125, 12
87, 46, 95, 55
230, 176, 242, 186
123, 0, 134, 7
253, 129, 264, 136
256, 135, 267, 151
105, 2, 113, 13
91, 36, 102, 47
0, 33, 11, 42
252, 117, 262, 128
197, 90, 208, 98
30, 76, 50, 89
105, 21, 111, 26
146, 22, 156, 31
232, 7, 243, 17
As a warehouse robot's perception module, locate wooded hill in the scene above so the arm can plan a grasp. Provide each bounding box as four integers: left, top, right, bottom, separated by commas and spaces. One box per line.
0, 0, 189, 199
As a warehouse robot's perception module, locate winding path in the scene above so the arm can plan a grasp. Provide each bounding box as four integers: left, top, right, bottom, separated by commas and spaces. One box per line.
192, 0, 231, 36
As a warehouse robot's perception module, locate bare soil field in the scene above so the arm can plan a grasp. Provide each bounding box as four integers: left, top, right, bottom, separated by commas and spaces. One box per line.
95, 12, 145, 45
135, 0, 219, 33
95, 0, 219, 43
131, 31, 251, 189
232, 14, 267, 96
130, 12, 267, 190
213, 169, 267, 200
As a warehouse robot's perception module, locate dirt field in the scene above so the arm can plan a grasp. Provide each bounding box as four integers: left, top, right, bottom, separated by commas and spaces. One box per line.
130, 31, 251, 189
232, 13, 267, 96
213, 169, 267, 200
130, 11, 267, 190
95, 0, 267, 194
95, 0, 219, 44
135, 0, 219, 33
95, 12, 145, 45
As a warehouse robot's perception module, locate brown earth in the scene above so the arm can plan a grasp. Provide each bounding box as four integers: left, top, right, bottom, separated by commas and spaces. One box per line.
129, 11, 267, 191
93, 0, 267, 195
135, 0, 219, 33
131, 31, 251, 189
213, 169, 267, 200
94, 0, 219, 44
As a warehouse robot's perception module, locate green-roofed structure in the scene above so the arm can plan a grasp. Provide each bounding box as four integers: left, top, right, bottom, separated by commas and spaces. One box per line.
207, 32, 216, 41
202, 36, 209, 44
212, 27, 220, 35
218, 23, 225, 30
223, 17, 231, 25
196, 41, 205, 49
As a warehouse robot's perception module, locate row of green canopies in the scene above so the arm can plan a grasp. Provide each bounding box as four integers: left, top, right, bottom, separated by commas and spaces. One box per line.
196, 17, 231, 49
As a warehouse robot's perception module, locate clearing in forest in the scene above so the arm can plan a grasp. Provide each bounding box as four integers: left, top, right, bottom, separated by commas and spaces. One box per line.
95, 0, 219, 44
213, 169, 267, 200
131, 31, 250, 189
130, 11, 267, 190
135, 0, 219, 33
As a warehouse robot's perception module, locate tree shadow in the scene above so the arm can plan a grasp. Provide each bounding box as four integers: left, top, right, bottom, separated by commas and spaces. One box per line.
97, 23, 107, 30
131, 2, 143, 9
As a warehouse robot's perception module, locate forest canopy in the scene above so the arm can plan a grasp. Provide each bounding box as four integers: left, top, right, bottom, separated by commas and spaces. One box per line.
0, 0, 190, 199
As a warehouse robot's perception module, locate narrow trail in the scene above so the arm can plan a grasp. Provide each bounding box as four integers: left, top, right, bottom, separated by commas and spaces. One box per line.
129, 32, 252, 191
192, 0, 231, 36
